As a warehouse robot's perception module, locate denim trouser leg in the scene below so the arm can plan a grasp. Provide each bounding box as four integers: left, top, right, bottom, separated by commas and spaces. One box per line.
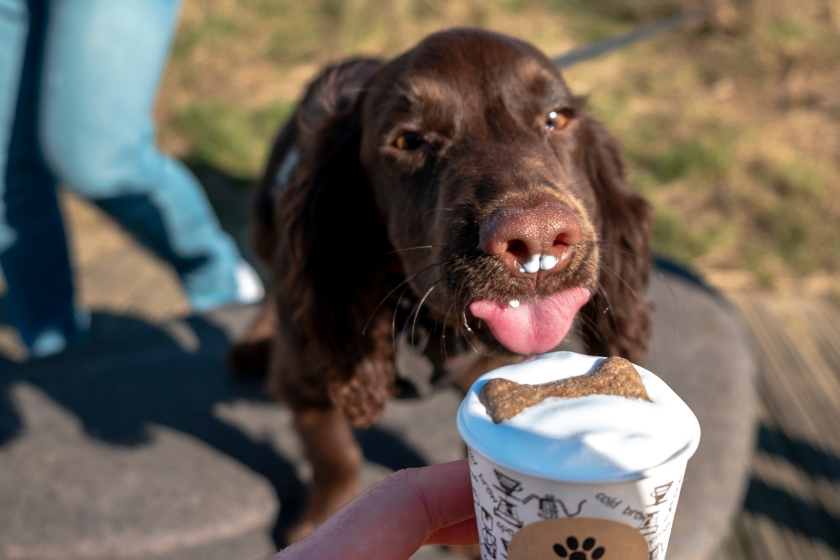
0, 2, 27, 252
38, 0, 247, 313
1, 0, 259, 353
0, 0, 80, 351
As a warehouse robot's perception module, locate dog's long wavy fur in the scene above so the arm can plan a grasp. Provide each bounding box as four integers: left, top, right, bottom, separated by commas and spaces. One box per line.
238, 55, 652, 429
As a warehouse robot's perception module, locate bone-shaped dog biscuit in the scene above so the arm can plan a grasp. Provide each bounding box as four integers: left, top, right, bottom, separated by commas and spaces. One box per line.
479, 356, 651, 424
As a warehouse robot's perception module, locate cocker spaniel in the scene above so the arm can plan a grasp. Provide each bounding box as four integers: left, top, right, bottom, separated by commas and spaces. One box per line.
229, 28, 652, 543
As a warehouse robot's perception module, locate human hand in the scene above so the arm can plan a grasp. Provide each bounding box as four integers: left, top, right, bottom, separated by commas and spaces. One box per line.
272, 459, 478, 560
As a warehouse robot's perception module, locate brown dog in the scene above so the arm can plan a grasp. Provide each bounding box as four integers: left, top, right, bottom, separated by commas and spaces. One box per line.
229, 28, 652, 543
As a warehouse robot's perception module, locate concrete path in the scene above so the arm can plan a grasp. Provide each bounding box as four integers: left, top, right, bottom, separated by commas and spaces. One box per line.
0, 261, 756, 560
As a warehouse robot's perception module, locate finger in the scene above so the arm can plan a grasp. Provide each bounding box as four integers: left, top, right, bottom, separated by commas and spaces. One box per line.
426, 517, 479, 545
277, 459, 475, 560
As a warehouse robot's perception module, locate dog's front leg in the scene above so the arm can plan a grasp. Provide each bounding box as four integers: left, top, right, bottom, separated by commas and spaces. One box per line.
286, 406, 363, 545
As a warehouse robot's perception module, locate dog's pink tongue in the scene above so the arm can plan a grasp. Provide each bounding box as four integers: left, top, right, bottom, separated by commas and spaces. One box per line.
469, 288, 590, 355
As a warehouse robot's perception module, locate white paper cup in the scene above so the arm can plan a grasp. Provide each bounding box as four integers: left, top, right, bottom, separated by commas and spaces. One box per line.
464, 445, 690, 560
457, 352, 700, 560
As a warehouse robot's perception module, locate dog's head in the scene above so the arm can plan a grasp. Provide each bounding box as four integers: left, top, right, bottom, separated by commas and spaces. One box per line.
275, 29, 652, 422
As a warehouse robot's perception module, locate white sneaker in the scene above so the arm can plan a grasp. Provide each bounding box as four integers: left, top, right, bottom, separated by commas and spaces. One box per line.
30, 330, 67, 359
29, 306, 91, 359
234, 262, 265, 304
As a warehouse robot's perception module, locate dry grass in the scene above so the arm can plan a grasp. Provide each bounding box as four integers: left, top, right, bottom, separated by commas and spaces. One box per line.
156, 0, 840, 297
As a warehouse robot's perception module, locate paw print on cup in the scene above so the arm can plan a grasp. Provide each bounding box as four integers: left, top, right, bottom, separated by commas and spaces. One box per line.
553, 536, 605, 559
508, 517, 648, 560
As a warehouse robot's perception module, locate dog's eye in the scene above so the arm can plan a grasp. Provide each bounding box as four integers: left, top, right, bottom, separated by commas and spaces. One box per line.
545, 110, 571, 131
393, 132, 423, 150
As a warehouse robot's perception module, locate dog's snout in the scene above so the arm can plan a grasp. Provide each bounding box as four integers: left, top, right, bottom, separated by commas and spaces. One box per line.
479, 200, 582, 277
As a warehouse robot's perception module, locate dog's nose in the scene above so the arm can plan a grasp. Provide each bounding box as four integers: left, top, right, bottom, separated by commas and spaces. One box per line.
479, 200, 582, 277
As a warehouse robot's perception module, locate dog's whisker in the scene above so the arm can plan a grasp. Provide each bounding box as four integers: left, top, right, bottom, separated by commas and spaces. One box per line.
423, 265, 443, 290
362, 262, 438, 335
410, 282, 440, 351
386, 245, 436, 255
462, 311, 473, 333
598, 283, 610, 303
442, 302, 455, 359
577, 312, 604, 346
381, 258, 452, 349
420, 206, 454, 225
595, 241, 650, 265
455, 298, 480, 354
598, 261, 646, 308
595, 268, 617, 312
595, 242, 669, 352
596, 242, 678, 326
391, 285, 411, 355
463, 326, 479, 354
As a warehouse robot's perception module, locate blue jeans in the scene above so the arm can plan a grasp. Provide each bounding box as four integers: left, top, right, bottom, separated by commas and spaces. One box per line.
0, 0, 254, 352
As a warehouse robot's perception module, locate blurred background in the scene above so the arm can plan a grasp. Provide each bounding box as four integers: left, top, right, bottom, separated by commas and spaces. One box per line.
0, 0, 838, 559
2, 0, 834, 336
155, 0, 839, 299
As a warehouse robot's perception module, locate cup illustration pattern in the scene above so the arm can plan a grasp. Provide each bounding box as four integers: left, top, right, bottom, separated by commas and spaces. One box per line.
467, 448, 686, 560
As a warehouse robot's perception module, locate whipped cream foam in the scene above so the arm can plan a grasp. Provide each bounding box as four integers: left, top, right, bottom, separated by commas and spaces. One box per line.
457, 351, 701, 482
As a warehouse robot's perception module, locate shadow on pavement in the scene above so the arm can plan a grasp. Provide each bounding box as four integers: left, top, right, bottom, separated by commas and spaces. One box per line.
757, 425, 840, 482
0, 310, 428, 547
742, 425, 840, 552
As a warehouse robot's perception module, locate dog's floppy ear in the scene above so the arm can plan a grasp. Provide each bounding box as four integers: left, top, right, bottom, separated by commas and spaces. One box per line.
577, 116, 653, 364
273, 59, 398, 428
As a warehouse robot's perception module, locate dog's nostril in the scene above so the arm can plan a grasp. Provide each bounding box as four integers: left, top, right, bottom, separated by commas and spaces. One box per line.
506, 239, 528, 258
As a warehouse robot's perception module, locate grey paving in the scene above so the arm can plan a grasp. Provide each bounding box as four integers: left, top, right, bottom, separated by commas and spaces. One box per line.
0, 262, 755, 560
645, 263, 757, 560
